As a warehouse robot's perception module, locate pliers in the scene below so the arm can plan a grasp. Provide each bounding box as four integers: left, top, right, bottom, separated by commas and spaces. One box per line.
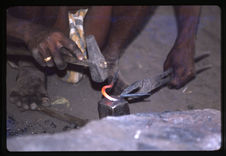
120, 68, 173, 98
120, 53, 211, 99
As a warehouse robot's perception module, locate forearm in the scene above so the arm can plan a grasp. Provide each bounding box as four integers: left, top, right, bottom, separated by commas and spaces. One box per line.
7, 14, 44, 43
174, 6, 201, 45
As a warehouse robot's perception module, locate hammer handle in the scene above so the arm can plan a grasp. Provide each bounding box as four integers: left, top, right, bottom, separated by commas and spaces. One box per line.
37, 105, 89, 127
7, 47, 89, 67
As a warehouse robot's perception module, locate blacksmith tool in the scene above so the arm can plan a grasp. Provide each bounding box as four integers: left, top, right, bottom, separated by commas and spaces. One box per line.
98, 71, 130, 118
120, 53, 211, 99
61, 35, 108, 82
120, 68, 172, 99
36, 105, 89, 128
98, 53, 211, 118
7, 35, 109, 83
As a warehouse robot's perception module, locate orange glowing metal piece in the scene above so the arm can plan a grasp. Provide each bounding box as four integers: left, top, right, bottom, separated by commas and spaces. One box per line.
101, 84, 119, 102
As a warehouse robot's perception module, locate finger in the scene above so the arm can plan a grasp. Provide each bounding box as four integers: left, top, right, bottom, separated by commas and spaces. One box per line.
47, 41, 67, 70
169, 70, 195, 89
38, 44, 54, 67
167, 68, 181, 89
41, 97, 50, 107
169, 77, 181, 89
52, 48, 67, 70
55, 41, 72, 57
22, 104, 29, 110
60, 38, 84, 60
9, 91, 22, 107
31, 48, 46, 67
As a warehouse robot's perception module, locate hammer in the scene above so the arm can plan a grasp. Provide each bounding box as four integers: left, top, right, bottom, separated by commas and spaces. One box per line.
7, 35, 108, 83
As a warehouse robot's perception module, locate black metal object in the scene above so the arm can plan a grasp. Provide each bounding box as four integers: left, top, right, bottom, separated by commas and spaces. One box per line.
37, 105, 89, 127
98, 97, 130, 119
120, 68, 172, 99
119, 53, 211, 100
86, 35, 108, 82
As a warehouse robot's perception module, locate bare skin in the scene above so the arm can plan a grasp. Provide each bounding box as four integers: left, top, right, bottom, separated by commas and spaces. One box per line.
164, 6, 201, 88
7, 6, 201, 110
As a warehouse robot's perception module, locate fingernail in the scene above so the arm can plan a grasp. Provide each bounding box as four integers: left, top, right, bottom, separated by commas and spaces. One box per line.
30, 102, 38, 110
42, 97, 50, 107
42, 97, 49, 103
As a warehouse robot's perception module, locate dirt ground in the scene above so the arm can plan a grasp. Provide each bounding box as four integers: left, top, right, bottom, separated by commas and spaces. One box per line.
6, 6, 221, 137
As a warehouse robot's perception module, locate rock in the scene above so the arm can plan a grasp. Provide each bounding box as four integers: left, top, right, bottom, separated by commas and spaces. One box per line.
7, 109, 221, 151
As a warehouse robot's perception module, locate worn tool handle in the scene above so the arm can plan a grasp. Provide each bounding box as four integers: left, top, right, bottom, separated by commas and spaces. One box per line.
37, 105, 89, 127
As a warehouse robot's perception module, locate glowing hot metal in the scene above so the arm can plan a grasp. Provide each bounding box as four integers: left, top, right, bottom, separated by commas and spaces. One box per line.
98, 71, 130, 118
101, 84, 118, 102
101, 71, 119, 102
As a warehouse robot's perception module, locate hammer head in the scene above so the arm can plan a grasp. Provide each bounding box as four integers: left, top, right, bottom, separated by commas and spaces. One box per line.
86, 35, 108, 82
98, 97, 130, 119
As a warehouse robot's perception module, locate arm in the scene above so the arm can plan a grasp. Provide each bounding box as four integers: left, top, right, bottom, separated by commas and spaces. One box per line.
174, 6, 200, 43
7, 14, 46, 44
7, 13, 83, 70
164, 6, 201, 89
7, 14, 31, 43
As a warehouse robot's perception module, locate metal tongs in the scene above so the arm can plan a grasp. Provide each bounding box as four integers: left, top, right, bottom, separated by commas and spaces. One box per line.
120, 53, 211, 99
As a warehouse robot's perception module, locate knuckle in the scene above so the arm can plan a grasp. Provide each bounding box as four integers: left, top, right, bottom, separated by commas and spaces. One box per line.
39, 42, 46, 49
51, 31, 64, 39
31, 48, 39, 55
68, 42, 76, 50
185, 68, 195, 78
